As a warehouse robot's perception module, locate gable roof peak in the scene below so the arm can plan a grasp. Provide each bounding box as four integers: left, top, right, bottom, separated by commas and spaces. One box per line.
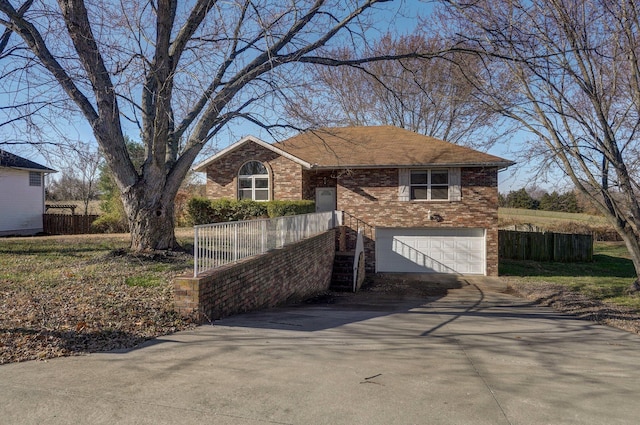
192, 135, 311, 172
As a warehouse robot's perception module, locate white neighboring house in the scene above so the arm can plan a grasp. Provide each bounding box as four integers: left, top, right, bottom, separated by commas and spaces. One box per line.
0, 150, 56, 236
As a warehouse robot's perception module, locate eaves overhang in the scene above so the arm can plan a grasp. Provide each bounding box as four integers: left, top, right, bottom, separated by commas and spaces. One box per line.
305, 161, 516, 170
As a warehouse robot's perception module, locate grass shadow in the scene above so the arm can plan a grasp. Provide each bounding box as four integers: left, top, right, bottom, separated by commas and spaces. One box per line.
0, 244, 120, 257
0, 327, 151, 363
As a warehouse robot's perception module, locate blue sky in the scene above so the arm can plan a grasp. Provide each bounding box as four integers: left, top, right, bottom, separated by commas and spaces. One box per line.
0, 0, 553, 193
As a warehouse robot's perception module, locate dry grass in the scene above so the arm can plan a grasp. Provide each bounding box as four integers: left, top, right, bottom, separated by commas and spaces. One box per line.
506, 281, 640, 335
0, 230, 195, 364
45, 200, 103, 215
498, 207, 618, 239
499, 207, 610, 226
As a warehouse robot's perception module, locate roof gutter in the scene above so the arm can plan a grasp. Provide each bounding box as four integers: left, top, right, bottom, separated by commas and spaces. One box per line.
4, 166, 57, 173
306, 161, 516, 170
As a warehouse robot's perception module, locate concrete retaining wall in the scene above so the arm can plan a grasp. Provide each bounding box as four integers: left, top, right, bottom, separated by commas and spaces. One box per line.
174, 230, 335, 323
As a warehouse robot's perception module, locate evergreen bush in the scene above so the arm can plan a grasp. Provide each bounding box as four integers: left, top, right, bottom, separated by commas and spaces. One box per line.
266, 200, 315, 217
187, 198, 316, 224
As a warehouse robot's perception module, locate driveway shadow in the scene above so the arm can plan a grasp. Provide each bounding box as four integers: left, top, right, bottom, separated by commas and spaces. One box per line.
214, 275, 459, 332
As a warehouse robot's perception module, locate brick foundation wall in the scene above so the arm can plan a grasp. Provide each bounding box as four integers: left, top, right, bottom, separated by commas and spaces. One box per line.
174, 230, 335, 322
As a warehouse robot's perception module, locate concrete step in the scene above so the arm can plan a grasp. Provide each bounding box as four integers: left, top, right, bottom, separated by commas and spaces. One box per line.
331, 251, 355, 292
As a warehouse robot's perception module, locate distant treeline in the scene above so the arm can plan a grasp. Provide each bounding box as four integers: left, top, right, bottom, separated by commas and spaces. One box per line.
499, 188, 582, 213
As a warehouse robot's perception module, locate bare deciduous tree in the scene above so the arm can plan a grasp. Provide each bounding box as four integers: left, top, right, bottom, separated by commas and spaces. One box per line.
440, 0, 640, 286
0, 0, 435, 251
285, 33, 506, 147
46, 143, 102, 216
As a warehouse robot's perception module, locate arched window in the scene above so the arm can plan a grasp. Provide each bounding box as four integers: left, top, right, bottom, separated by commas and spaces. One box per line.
238, 161, 269, 201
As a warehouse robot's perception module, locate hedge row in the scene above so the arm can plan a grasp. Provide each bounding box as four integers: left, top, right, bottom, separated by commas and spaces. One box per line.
187, 197, 316, 225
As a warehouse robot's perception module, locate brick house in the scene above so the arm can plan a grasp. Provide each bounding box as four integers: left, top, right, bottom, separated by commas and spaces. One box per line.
194, 126, 514, 276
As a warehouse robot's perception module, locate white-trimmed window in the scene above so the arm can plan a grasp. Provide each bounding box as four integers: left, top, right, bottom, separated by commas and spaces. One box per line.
410, 169, 449, 200
238, 161, 269, 201
29, 171, 42, 187
398, 168, 461, 202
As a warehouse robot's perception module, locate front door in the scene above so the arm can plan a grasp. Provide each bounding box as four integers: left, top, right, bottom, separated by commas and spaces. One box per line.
315, 187, 337, 212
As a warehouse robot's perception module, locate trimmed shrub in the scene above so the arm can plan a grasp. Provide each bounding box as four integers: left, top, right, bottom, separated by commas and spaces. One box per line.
187, 198, 267, 224
266, 200, 315, 217
232, 199, 269, 221
209, 198, 236, 222
186, 197, 217, 225
187, 198, 316, 224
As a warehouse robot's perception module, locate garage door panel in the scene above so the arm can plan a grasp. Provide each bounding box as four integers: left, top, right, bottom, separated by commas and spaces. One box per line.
442, 239, 455, 250
442, 252, 456, 262
377, 228, 485, 275
416, 240, 431, 250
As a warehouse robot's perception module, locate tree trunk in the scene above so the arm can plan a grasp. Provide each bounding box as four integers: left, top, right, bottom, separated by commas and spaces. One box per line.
123, 185, 179, 251
619, 227, 640, 293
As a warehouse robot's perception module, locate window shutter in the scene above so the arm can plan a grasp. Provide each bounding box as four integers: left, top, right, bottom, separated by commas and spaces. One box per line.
398, 169, 410, 201
449, 168, 461, 201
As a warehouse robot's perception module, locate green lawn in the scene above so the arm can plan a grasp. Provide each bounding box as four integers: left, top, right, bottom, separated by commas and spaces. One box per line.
500, 241, 640, 309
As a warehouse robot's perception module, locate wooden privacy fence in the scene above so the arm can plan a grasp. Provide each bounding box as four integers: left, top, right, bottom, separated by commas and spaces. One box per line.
499, 230, 593, 262
43, 214, 99, 235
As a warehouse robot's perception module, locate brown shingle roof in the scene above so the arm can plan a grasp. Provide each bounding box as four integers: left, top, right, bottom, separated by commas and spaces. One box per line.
273, 126, 513, 169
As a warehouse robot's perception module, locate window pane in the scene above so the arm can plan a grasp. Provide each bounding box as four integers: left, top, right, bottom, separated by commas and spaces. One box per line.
410, 170, 427, 185
254, 190, 269, 201
29, 171, 41, 187
238, 162, 270, 200
239, 161, 267, 175
239, 189, 252, 199
255, 178, 268, 188
431, 187, 449, 200
411, 187, 428, 200
431, 170, 449, 185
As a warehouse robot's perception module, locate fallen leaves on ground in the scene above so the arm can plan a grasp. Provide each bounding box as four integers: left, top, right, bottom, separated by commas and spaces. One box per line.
507, 281, 640, 335
0, 237, 195, 365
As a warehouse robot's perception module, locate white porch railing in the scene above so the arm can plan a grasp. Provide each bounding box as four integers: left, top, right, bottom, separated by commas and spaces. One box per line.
193, 211, 340, 277
352, 228, 364, 292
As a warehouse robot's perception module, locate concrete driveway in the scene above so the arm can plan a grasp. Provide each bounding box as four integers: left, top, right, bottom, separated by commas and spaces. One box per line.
1, 277, 640, 425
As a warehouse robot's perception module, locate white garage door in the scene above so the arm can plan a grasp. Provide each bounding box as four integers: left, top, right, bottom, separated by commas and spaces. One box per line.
376, 228, 486, 275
